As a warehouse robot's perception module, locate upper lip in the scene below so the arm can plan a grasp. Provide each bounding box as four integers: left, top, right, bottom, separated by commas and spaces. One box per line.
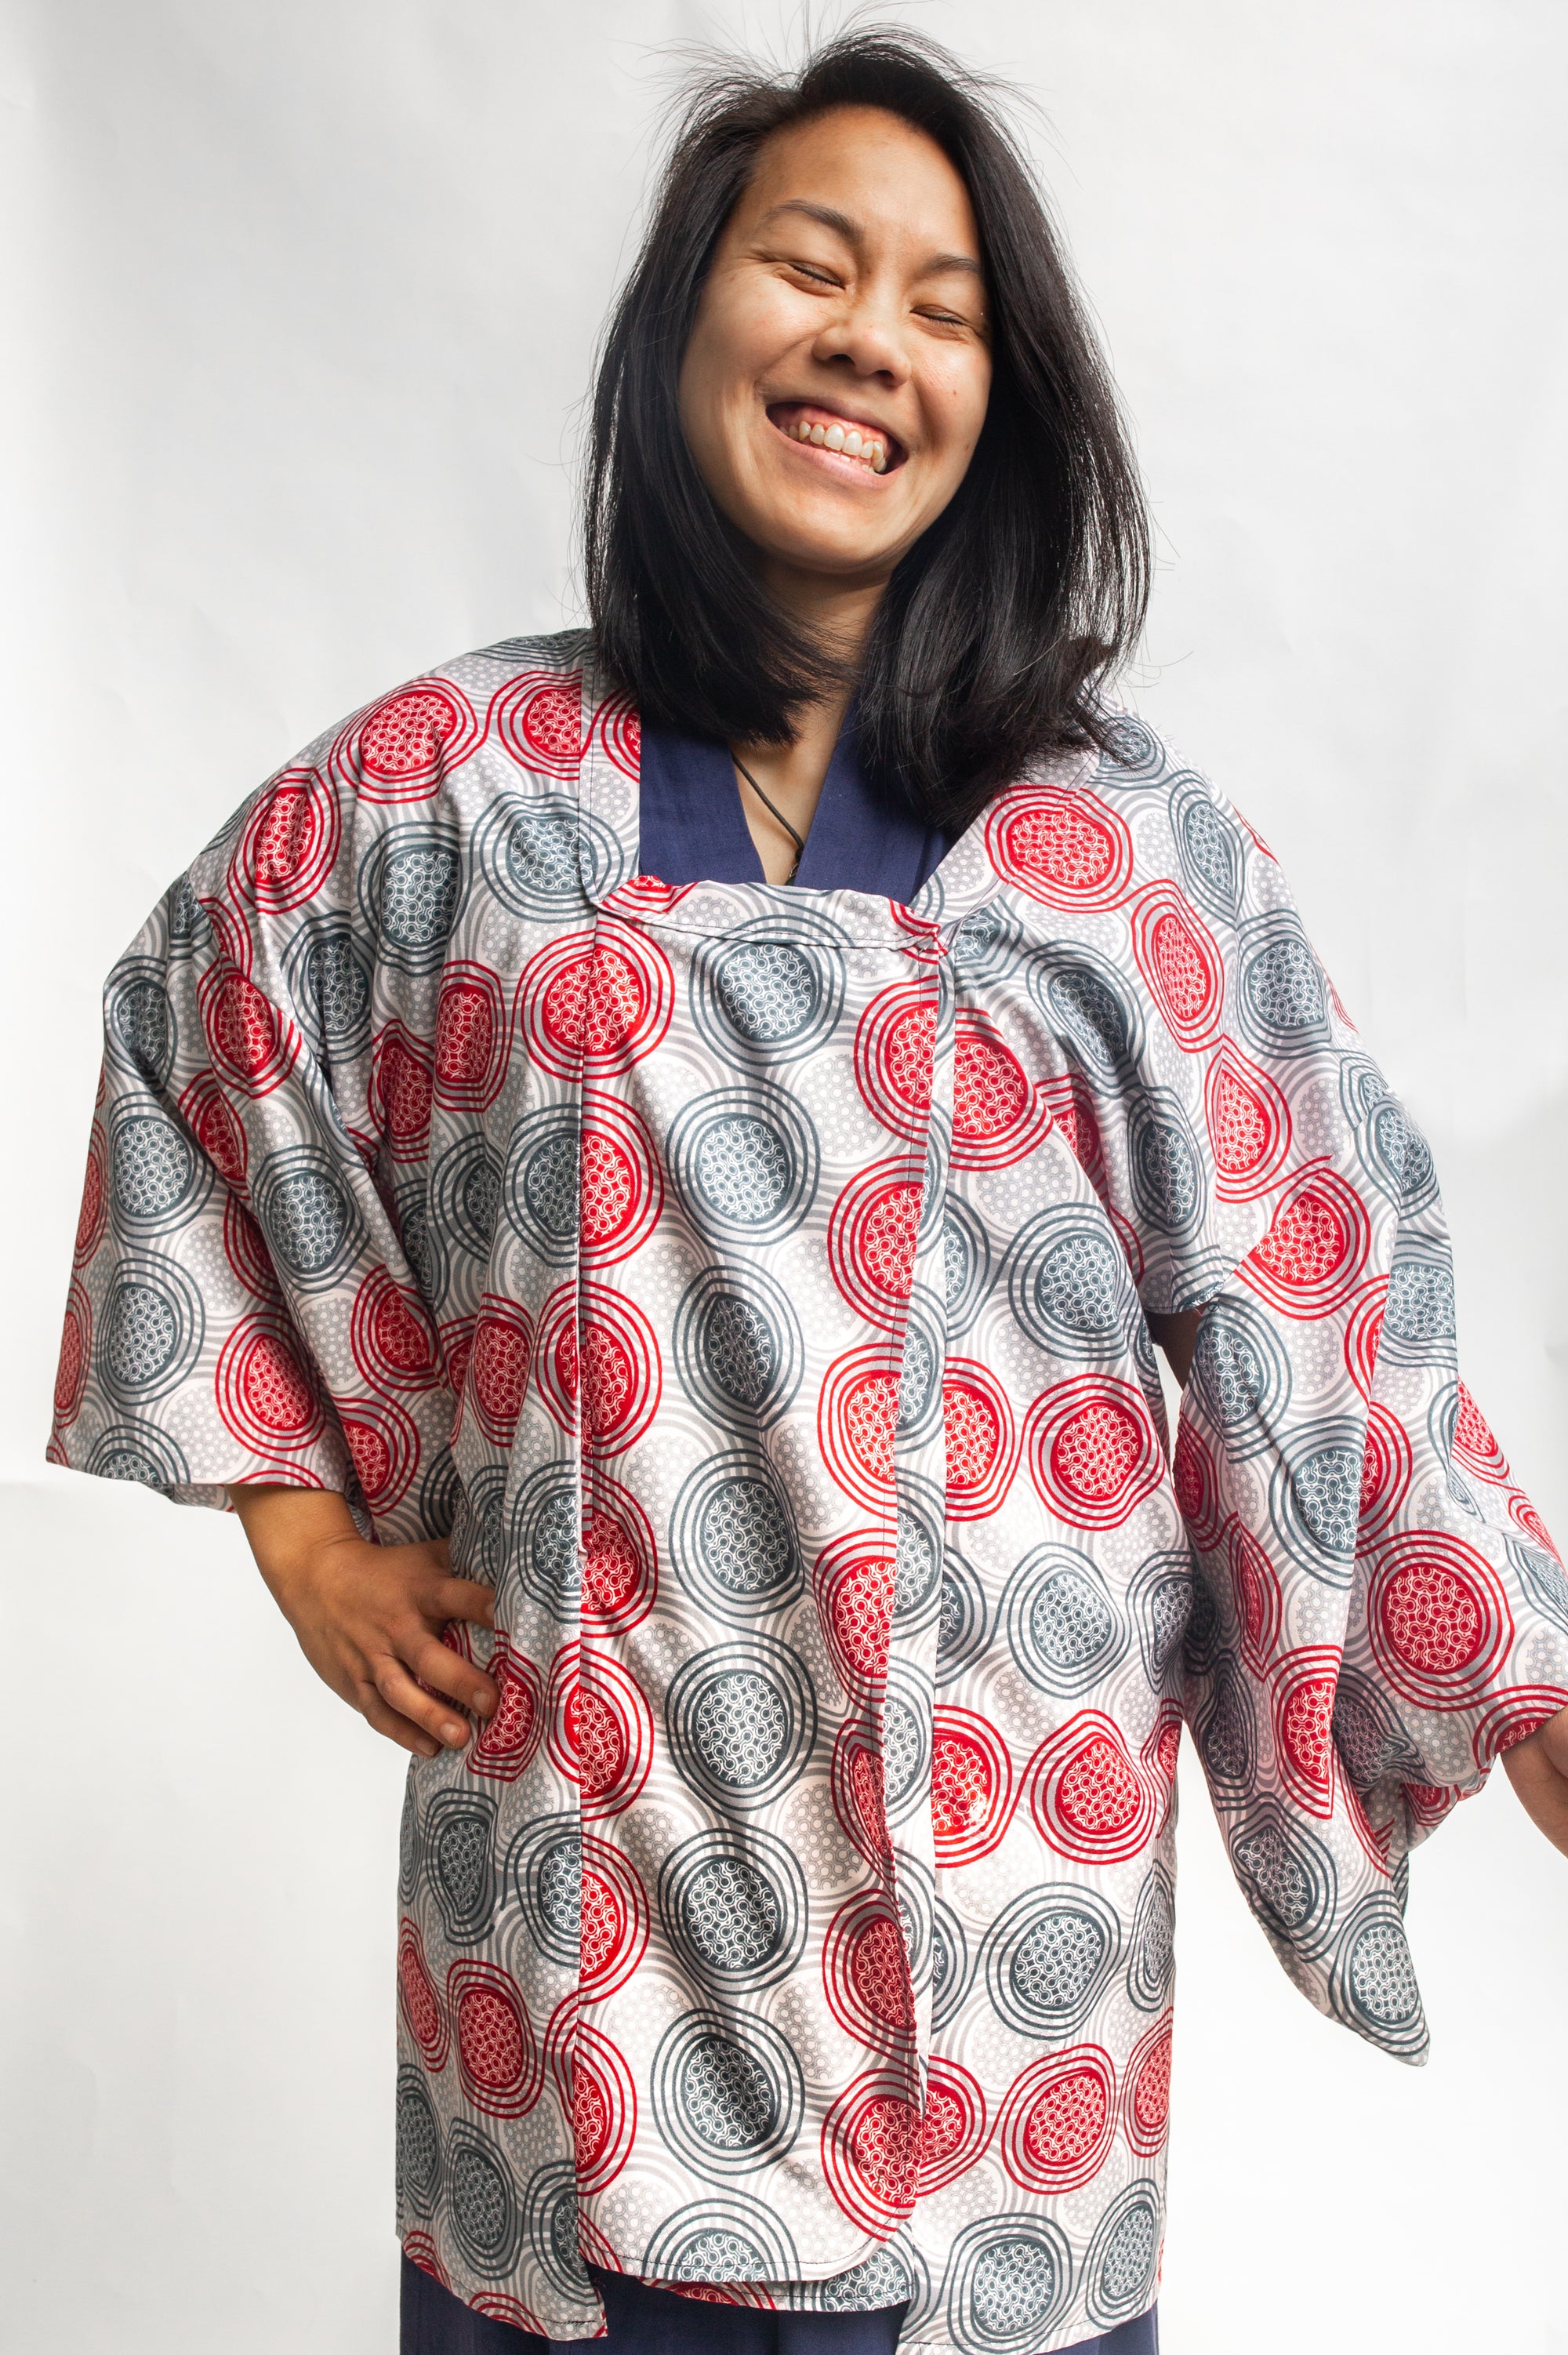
768, 398, 906, 462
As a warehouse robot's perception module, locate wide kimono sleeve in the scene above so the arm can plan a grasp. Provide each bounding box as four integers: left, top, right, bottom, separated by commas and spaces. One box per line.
48, 707, 464, 1544
1073, 736, 1568, 2059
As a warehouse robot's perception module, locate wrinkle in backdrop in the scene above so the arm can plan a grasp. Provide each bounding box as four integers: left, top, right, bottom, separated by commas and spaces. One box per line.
2, 5, 1566, 2352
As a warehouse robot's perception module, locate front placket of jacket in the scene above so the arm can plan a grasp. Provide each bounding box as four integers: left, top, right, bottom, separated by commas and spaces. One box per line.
880, 925, 956, 2125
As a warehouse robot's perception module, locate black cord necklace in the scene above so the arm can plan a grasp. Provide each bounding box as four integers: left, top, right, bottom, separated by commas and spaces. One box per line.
731, 753, 804, 884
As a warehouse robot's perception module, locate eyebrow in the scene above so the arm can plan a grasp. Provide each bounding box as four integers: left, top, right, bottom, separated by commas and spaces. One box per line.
754, 198, 985, 281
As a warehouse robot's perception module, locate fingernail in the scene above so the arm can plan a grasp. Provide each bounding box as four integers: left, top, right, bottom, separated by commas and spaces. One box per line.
445, 1722, 466, 1744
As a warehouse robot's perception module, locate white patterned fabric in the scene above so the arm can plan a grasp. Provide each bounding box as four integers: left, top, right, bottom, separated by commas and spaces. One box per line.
51, 629, 1568, 2350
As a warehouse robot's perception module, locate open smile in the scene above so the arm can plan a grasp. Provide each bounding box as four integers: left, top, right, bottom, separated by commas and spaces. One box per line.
767, 402, 907, 476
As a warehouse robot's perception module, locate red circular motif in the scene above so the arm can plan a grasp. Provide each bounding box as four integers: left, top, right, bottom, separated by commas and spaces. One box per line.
1028, 1711, 1156, 1864
54, 1281, 90, 1426
813, 1531, 896, 1697
1173, 1418, 1224, 1552
222, 1197, 275, 1298
1451, 1384, 1510, 1486
1359, 1403, 1414, 1539
830, 1721, 892, 1868
369, 1022, 434, 1164
1342, 1278, 1388, 1401
548, 1644, 654, 1819
216, 1311, 327, 1456
997, 2045, 1116, 2193
567, 2023, 637, 2194
578, 1831, 651, 1999
1140, 1703, 1182, 1833
1240, 1163, 1371, 1319
397, 1919, 448, 2070
402, 2234, 450, 2289
228, 768, 341, 909
931, 1708, 1017, 1865
853, 983, 936, 1140
826, 1162, 923, 1329
448, 1960, 539, 2117
517, 923, 673, 1082
942, 1359, 1020, 1521
337, 679, 481, 801
1204, 1037, 1292, 1202
985, 788, 1134, 910
1122, 2016, 1174, 2157
1227, 1521, 1283, 1678
1507, 1491, 1560, 1556
350, 1266, 441, 1394
1367, 1531, 1514, 1711
467, 1637, 544, 1784
580, 1470, 658, 1636
822, 1892, 914, 2049
579, 1090, 664, 1267
918, 2058, 989, 2195
178, 1073, 248, 1190
1025, 1377, 1163, 1531
593, 693, 640, 780
822, 2071, 922, 2233
579, 1282, 662, 1458
198, 963, 299, 1098
339, 1394, 420, 1514
1131, 885, 1224, 1052
532, 1285, 580, 1435
489, 671, 581, 781
1472, 1684, 1568, 1771
952, 1013, 1051, 1170
818, 1346, 901, 1512
466, 1294, 535, 1448
433, 962, 509, 1112
1270, 1646, 1342, 1819
74, 1126, 107, 1266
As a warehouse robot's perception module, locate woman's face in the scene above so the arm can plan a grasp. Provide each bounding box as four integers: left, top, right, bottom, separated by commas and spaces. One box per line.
678, 106, 993, 597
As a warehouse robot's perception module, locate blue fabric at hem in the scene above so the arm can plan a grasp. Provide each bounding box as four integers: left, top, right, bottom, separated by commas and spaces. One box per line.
400, 2255, 1158, 2355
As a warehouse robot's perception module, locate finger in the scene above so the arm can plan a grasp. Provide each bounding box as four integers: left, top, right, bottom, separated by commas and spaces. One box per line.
432, 1577, 497, 1630
408, 1630, 499, 1719
374, 1658, 473, 1750
356, 1684, 442, 1760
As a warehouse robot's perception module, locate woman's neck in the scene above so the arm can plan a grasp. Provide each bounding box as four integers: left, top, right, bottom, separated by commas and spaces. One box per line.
730, 562, 884, 885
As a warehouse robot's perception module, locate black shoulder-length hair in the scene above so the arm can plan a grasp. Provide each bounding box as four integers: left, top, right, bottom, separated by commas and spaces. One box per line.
584, 27, 1149, 835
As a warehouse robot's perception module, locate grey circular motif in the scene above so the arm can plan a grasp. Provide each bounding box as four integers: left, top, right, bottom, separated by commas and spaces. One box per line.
1007, 1207, 1134, 1360
1236, 913, 1330, 1057
1128, 1866, 1177, 2011
1127, 1090, 1207, 1241
423, 1789, 497, 1946
1030, 946, 1142, 1078
1269, 1419, 1363, 1583
1190, 1296, 1293, 1453
1381, 1242, 1456, 1361
673, 1266, 804, 1433
643, 2196, 799, 2285
666, 1637, 817, 1812
669, 1450, 802, 1621
658, 1828, 807, 1992
511, 1463, 582, 1619
691, 918, 848, 1067
668, 1083, 818, 1248
447, 2121, 523, 2276
1086, 2182, 1161, 2329
651, 2009, 804, 2178
982, 1884, 1121, 2039
948, 2217, 1073, 2351
105, 958, 176, 1087
503, 1107, 579, 1261
1005, 1545, 1129, 1696
1331, 1898, 1428, 2056
1231, 1800, 1337, 1957
1172, 772, 1244, 923
252, 1147, 364, 1292
395, 2067, 441, 2218
109, 1111, 207, 1236
99, 1256, 204, 1404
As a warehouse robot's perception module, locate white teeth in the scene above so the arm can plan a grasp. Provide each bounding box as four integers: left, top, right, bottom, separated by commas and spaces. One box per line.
786, 416, 890, 471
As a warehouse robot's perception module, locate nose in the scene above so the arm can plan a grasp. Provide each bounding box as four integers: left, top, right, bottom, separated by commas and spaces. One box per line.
809, 284, 912, 389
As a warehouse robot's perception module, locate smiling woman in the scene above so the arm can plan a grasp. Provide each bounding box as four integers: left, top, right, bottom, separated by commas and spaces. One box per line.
45, 21, 1568, 2355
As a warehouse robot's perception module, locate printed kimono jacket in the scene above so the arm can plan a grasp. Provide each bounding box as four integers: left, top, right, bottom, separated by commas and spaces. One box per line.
50, 628, 1568, 2352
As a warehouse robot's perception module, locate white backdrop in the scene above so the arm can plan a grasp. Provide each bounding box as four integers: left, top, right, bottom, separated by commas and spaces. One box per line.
4, 3, 1566, 2350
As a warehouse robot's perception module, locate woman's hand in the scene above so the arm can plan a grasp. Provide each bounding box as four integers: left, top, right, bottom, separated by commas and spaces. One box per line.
1502, 1705, 1568, 1857
228, 1485, 499, 1759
